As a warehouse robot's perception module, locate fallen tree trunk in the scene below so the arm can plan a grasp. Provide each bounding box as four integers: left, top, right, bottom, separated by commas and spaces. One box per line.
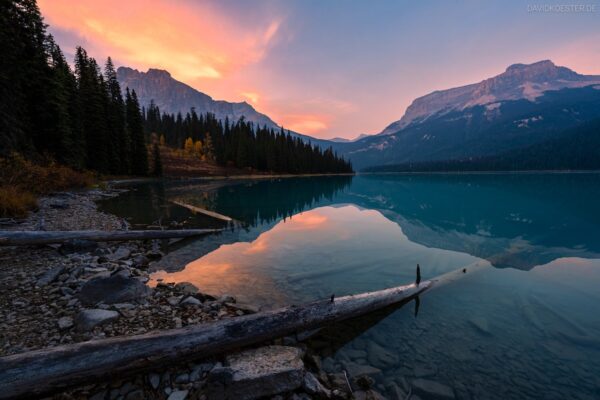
0, 228, 223, 246
171, 200, 234, 222
0, 280, 430, 399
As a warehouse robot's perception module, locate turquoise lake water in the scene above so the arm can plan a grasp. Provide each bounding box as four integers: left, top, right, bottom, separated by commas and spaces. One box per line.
100, 174, 600, 399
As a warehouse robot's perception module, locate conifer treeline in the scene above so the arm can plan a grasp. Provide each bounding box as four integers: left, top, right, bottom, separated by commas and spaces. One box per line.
1, 0, 148, 175
144, 104, 353, 174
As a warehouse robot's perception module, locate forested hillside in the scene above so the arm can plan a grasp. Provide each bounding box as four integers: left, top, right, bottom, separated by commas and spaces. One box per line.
1, 0, 352, 178
364, 119, 600, 172
144, 104, 353, 174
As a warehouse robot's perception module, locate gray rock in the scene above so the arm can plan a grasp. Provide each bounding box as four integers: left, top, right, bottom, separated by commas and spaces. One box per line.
132, 255, 149, 268
125, 390, 144, 400
386, 382, 407, 400
218, 294, 236, 303
342, 361, 382, 380
469, 317, 492, 336
167, 390, 188, 400
303, 371, 331, 398
36, 265, 65, 286
57, 316, 74, 330
367, 341, 399, 368
175, 282, 198, 294
411, 379, 455, 399
75, 309, 119, 331
224, 302, 259, 314
190, 363, 213, 381
180, 296, 201, 306
353, 389, 386, 400
175, 373, 189, 383
108, 247, 131, 261
78, 274, 151, 305
149, 373, 161, 389
207, 345, 304, 400
413, 363, 437, 378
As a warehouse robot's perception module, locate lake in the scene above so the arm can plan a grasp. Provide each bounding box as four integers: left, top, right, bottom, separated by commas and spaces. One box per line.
100, 173, 600, 399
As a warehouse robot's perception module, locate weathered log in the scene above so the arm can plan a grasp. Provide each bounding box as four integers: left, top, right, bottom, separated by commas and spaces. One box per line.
0, 228, 223, 246
0, 280, 430, 399
171, 200, 233, 222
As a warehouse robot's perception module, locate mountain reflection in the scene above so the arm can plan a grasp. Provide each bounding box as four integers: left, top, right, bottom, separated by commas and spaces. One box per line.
149, 205, 478, 308
101, 173, 600, 271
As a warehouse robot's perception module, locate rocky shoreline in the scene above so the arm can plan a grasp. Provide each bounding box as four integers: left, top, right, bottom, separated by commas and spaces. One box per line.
0, 188, 373, 400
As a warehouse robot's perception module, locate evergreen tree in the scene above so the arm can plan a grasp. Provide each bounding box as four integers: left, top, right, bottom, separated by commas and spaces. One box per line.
151, 142, 163, 176
104, 57, 128, 174
125, 88, 148, 175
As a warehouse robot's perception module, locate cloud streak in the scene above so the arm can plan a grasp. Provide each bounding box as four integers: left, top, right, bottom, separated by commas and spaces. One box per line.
39, 0, 280, 82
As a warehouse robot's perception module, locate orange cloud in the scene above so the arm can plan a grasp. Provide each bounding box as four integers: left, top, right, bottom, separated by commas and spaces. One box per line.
38, 0, 281, 82
241, 91, 260, 104
279, 114, 329, 134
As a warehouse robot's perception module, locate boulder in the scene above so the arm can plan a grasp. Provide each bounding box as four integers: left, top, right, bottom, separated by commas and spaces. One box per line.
207, 346, 304, 400
132, 255, 150, 268
180, 296, 202, 306
75, 309, 119, 331
175, 282, 199, 294
108, 247, 132, 261
411, 379, 455, 399
78, 274, 151, 305
57, 316, 74, 330
36, 265, 65, 286
341, 361, 382, 380
303, 371, 331, 398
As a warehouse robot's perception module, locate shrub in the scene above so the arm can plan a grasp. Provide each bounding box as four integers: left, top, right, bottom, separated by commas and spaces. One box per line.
0, 153, 96, 217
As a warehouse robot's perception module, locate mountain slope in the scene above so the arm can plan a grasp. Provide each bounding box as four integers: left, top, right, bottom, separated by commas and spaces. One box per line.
365, 118, 600, 172
335, 61, 600, 169
380, 60, 600, 135
117, 67, 330, 146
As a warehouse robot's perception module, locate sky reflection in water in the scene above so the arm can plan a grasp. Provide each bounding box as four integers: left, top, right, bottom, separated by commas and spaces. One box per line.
102, 174, 600, 399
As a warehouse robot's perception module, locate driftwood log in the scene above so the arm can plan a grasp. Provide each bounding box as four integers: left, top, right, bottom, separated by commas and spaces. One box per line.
0, 228, 223, 246
171, 200, 234, 222
0, 280, 431, 399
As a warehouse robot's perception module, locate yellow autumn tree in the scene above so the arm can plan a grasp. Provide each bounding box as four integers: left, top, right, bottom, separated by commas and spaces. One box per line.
159, 134, 166, 146
184, 137, 194, 154
194, 140, 203, 158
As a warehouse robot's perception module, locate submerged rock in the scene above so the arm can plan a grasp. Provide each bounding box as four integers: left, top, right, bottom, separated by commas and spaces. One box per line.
367, 341, 399, 368
207, 345, 304, 400
75, 309, 119, 331
411, 379, 455, 399
78, 274, 151, 305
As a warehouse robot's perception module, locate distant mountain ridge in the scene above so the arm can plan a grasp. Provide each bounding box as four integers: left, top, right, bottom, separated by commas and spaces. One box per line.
379, 60, 600, 135
117, 67, 330, 145
332, 60, 600, 169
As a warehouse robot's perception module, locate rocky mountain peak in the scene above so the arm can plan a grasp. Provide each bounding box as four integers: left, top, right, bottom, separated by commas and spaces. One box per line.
146, 68, 172, 78
379, 60, 600, 135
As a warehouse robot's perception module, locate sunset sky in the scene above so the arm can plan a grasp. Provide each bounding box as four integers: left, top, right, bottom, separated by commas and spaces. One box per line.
39, 0, 600, 139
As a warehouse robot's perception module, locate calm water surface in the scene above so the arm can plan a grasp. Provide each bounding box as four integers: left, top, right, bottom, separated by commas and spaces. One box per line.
101, 174, 600, 399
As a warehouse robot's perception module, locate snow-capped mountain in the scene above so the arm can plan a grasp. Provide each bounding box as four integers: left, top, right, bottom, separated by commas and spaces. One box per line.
379, 60, 600, 135
333, 61, 600, 169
